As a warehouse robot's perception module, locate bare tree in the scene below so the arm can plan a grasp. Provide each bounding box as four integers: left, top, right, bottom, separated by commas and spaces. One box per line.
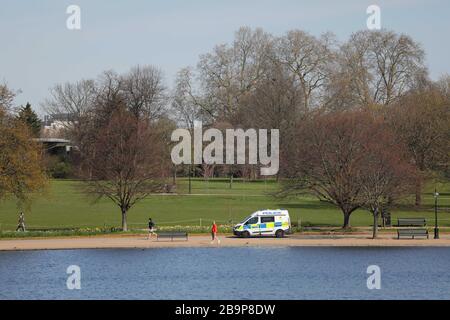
170, 67, 204, 188
0, 84, 16, 112
388, 87, 450, 206
171, 67, 203, 128
43, 79, 96, 126
239, 64, 302, 129
80, 107, 168, 231
357, 120, 417, 238
280, 110, 414, 229
437, 74, 450, 101
44, 65, 167, 127
121, 65, 167, 120
281, 111, 364, 228
274, 30, 336, 111
197, 27, 273, 122
237, 64, 303, 179
338, 30, 426, 107
93, 70, 124, 121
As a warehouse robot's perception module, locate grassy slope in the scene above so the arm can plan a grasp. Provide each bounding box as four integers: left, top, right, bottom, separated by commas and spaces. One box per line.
0, 179, 449, 230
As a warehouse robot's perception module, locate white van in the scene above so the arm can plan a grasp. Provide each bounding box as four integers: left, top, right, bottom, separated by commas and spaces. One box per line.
233, 209, 291, 238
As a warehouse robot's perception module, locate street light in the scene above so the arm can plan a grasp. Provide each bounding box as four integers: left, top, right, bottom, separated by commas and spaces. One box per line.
434, 188, 439, 239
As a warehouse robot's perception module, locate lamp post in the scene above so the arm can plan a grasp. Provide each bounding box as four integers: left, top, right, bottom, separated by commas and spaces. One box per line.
434, 188, 439, 239
188, 163, 192, 194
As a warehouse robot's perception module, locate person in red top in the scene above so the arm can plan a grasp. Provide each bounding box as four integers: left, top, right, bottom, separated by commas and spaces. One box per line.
211, 221, 220, 244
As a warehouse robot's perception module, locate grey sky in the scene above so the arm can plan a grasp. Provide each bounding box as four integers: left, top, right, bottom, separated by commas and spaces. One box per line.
1, 0, 449, 114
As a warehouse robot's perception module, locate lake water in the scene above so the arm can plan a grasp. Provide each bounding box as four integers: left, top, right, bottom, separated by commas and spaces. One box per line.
0, 247, 449, 300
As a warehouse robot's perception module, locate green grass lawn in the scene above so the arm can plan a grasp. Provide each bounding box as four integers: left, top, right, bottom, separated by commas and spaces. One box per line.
0, 178, 449, 231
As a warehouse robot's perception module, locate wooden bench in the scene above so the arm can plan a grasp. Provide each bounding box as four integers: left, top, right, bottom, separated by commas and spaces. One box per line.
398, 229, 429, 239
397, 218, 428, 239
397, 218, 427, 227
156, 232, 188, 241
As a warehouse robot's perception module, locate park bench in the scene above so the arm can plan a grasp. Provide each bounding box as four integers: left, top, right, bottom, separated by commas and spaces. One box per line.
156, 232, 188, 241
397, 218, 428, 239
397, 228, 429, 239
397, 218, 427, 227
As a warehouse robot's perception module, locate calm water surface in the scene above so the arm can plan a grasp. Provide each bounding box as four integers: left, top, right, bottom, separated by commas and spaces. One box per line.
0, 247, 449, 300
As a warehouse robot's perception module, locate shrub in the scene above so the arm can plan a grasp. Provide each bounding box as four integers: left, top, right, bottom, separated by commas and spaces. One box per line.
50, 161, 72, 179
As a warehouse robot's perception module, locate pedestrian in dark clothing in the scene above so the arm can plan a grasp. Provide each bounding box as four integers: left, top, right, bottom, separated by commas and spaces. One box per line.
148, 218, 156, 240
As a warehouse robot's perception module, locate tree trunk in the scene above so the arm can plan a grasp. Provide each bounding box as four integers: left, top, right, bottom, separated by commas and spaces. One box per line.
188, 164, 192, 194
121, 209, 128, 232
343, 212, 351, 229
172, 165, 177, 186
372, 209, 379, 239
415, 179, 422, 207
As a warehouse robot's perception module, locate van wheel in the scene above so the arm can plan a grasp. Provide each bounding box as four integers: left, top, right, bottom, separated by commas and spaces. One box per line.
242, 231, 250, 238
275, 230, 285, 238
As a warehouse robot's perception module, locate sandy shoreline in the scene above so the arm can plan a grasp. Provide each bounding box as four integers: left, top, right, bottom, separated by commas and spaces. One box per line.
2, 233, 450, 251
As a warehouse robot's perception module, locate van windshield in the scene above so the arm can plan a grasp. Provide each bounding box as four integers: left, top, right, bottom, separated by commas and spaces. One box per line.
240, 215, 252, 224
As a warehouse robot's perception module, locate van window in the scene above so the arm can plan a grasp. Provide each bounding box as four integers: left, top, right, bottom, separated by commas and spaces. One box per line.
240, 215, 252, 224
245, 217, 259, 225
261, 216, 275, 223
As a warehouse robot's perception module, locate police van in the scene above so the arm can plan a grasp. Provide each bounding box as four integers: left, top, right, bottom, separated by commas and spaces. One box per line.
233, 209, 291, 238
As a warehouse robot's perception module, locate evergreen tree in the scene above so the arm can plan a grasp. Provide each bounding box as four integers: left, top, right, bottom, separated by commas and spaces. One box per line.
17, 103, 41, 137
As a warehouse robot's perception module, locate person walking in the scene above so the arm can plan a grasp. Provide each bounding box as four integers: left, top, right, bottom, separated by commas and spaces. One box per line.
16, 212, 26, 232
211, 221, 220, 244
148, 218, 156, 240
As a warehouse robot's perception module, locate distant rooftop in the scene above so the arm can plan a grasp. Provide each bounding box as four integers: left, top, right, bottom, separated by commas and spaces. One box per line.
43, 113, 76, 126
34, 138, 71, 144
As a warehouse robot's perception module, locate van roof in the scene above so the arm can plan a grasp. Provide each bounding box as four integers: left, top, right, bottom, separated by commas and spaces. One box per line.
254, 210, 289, 216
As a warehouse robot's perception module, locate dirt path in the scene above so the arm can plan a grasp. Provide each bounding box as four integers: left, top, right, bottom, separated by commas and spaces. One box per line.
2, 233, 450, 251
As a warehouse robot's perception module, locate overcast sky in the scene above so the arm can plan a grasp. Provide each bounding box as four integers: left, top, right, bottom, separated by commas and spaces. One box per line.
1, 0, 449, 115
